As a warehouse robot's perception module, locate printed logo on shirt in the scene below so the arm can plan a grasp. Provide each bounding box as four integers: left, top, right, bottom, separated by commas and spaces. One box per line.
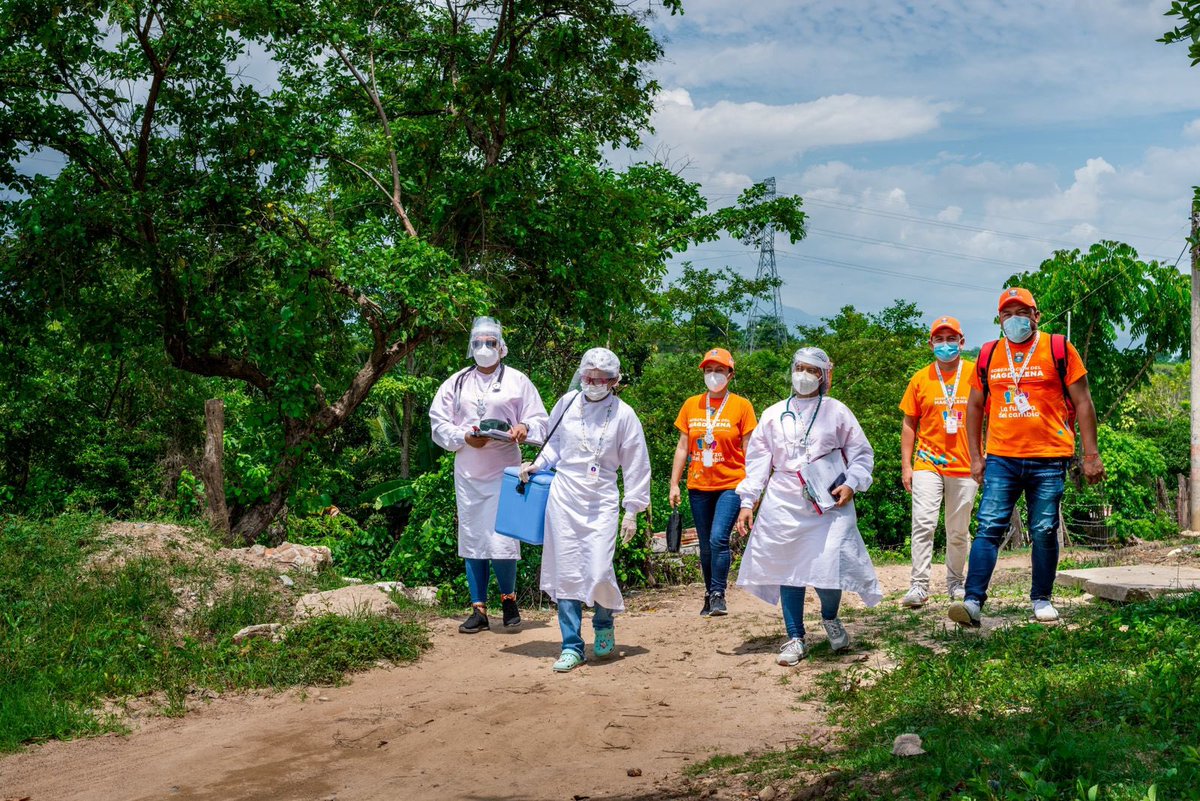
687, 416, 734, 431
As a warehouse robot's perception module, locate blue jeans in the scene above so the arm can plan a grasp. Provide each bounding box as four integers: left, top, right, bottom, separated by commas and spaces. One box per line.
557, 599, 614, 658
464, 558, 517, 605
689, 488, 742, 595
965, 455, 1068, 606
779, 585, 843, 639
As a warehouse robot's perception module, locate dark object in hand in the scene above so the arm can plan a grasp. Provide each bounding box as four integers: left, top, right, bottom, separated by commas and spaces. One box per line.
478, 418, 511, 432
665, 511, 683, 553
828, 472, 846, 493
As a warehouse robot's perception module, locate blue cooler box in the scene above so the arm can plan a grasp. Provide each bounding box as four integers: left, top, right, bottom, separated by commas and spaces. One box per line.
495, 466, 553, 545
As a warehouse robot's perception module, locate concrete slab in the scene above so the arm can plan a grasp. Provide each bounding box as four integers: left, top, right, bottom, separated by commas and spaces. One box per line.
1056, 565, 1200, 602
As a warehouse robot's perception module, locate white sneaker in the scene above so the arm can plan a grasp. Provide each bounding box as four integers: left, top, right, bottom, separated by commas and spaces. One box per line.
822, 618, 851, 651
1033, 600, 1059, 622
949, 586, 967, 602
901, 585, 929, 608
948, 599, 981, 627
777, 637, 806, 666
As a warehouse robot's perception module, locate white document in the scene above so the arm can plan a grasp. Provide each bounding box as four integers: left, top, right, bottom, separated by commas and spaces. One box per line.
799, 449, 849, 512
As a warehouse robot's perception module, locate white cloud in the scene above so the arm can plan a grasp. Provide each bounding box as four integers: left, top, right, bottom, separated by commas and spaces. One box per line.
649, 89, 950, 173
1185, 119, 1200, 139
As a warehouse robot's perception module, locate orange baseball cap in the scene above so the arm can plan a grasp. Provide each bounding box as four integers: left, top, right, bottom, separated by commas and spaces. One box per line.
699, 347, 734, 370
998, 287, 1037, 312
930, 315, 963, 337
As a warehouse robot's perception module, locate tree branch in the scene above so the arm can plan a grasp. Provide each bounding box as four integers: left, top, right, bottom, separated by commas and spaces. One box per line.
331, 43, 418, 238
309, 265, 388, 353
54, 70, 132, 175
1099, 353, 1156, 425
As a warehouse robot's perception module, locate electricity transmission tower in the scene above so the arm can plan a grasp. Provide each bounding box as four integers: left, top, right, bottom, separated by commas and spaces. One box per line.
744, 177, 785, 350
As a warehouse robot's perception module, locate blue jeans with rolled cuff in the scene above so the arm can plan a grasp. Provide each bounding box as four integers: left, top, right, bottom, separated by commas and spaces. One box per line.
557, 599, 614, 658
964, 455, 1068, 606
779, 585, 843, 640
688, 488, 742, 596
464, 558, 518, 605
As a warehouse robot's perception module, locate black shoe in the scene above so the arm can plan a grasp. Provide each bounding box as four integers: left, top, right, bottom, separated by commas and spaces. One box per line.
708, 593, 728, 616
700, 594, 711, 617
458, 607, 489, 633
502, 597, 521, 627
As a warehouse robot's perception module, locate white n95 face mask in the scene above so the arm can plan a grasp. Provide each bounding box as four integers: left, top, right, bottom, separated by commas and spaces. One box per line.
704, 372, 728, 393
473, 346, 499, 368
582, 383, 611, 401
792, 371, 821, 396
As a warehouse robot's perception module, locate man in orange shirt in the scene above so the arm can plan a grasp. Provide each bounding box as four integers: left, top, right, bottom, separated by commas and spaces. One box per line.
948, 288, 1105, 627
898, 316, 977, 607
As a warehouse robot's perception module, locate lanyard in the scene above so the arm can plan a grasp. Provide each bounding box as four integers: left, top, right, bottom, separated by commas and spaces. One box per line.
454, 364, 505, 416
704, 392, 730, 442
782, 395, 823, 454
1003, 331, 1040, 392
934, 360, 962, 406
579, 396, 616, 456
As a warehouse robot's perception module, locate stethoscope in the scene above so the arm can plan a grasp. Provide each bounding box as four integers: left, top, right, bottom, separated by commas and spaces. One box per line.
780, 392, 823, 456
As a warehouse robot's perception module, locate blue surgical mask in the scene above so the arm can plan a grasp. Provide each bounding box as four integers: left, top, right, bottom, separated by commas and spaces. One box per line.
1002, 316, 1034, 343
932, 343, 960, 363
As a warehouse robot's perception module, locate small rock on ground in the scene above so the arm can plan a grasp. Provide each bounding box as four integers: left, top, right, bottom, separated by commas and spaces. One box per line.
294, 584, 400, 620
232, 623, 284, 643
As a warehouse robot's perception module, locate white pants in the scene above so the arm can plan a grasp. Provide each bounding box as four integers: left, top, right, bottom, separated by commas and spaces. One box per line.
910, 471, 978, 592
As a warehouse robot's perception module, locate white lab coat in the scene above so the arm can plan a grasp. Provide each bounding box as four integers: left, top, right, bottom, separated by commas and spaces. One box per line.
429, 365, 549, 560
535, 392, 651, 613
735, 394, 882, 607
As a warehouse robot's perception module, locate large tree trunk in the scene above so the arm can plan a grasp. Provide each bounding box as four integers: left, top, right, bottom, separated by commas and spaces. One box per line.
231, 488, 291, 543
201, 399, 230, 537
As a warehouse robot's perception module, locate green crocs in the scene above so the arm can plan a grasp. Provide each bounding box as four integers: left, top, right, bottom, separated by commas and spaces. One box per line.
552, 650, 585, 673
594, 628, 616, 658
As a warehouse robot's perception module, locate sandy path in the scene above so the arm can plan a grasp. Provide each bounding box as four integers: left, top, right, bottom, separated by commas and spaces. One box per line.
0, 559, 1029, 801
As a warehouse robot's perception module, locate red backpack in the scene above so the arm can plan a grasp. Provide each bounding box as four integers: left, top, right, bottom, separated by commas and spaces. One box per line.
976, 333, 1075, 431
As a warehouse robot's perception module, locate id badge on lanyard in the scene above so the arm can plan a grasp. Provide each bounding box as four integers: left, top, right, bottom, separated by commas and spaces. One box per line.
935, 360, 962, 435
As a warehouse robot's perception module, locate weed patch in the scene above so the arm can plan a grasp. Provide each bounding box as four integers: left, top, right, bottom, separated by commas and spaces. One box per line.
0, 516, 429, 752
691, 594, 1200, 800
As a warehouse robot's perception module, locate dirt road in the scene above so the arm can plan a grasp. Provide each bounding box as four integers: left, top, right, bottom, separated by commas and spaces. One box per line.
0, 561, 1022, 801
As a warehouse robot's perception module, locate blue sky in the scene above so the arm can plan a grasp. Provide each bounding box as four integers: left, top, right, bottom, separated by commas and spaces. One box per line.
635, 0, 1200, 344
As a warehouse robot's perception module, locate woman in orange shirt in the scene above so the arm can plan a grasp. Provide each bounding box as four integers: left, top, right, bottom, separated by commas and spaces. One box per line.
668, 348, 758, 617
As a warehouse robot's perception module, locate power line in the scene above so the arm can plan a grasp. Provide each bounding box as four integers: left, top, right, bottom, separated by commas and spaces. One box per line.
806, 226, 1033, 270
775, 249, 997, 293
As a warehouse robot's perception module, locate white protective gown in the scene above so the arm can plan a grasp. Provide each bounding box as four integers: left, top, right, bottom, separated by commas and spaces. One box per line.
736, 394, 883, 607
429, 365, 549, 560
535, 392, 651, 613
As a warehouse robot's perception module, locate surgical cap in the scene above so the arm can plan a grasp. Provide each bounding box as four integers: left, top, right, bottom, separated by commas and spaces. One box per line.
792, 346, 833, 394
467, 316, 508, 359
574, 347, 621, 384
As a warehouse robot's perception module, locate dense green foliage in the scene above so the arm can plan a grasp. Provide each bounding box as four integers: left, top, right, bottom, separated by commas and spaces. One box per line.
0, 515, 429, 751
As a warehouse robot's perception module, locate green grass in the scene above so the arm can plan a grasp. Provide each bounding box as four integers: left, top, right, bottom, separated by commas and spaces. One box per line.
0, 515, 430, 752
692, 594, 1200, 800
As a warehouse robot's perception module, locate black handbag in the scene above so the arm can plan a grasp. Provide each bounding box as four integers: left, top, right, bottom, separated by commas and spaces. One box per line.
665, 510, 683, 553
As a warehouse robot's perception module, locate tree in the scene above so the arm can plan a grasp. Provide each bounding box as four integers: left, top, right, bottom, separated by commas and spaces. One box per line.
1007, 241, 1190, 423
1161, 1, 1200, 64
1, 1, 805, 538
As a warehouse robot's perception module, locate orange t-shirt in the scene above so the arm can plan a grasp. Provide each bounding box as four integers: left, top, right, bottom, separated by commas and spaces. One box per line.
899, 359, 975, 477
674, 393, 758, 491
969, 335, 1087, 458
